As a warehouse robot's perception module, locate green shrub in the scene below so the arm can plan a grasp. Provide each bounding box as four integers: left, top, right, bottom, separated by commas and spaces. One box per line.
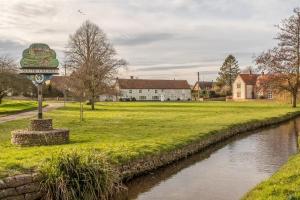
40, 150, 122, 200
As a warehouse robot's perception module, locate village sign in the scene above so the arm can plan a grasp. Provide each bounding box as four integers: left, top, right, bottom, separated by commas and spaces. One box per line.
20, 43, 59, 119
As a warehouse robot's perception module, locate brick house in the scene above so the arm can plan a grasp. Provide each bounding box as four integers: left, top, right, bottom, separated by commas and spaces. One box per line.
232, 73, 274, 100
191, 81, 214, 99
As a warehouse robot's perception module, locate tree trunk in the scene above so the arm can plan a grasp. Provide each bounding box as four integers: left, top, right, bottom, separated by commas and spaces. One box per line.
80, 97, 83, 122
292, 91, 297, 108
295, 10, 300, 108
0, 93, 5, 104
91, 96, 95, 110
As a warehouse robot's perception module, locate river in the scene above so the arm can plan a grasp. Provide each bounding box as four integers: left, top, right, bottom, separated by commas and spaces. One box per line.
116, 118, 300, 200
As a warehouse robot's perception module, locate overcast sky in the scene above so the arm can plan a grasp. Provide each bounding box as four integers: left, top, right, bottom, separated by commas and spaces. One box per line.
0, 0, 299, 83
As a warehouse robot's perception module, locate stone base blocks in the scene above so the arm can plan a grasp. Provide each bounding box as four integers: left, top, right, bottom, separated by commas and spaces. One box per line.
0, 174, 42, 200
11, 119, 69, 147
30, 119, 53, 131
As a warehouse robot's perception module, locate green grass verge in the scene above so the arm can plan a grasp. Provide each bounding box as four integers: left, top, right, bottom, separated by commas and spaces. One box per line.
0, 101, 299, 178
0, 99, 37, 116
243, 141, 300, 200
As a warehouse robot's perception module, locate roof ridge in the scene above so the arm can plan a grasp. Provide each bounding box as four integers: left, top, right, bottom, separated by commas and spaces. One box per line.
117, 78, 190, 89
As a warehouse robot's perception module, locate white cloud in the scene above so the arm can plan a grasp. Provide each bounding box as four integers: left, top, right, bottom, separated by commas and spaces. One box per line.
0, 0, 299, 82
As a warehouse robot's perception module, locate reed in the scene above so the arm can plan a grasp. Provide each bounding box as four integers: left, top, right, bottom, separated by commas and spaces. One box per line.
40, 150, 122, 200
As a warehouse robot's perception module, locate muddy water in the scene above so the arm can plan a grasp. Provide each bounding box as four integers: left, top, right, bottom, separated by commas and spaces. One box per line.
116, 118, 300, 200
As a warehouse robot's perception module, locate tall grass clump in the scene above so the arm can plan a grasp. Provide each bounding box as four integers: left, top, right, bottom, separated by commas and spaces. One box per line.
40, 150, 122, 200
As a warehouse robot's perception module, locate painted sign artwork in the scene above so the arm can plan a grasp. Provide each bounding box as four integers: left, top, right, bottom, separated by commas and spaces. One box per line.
20, 43, 59, 84
20, 43, 59, 69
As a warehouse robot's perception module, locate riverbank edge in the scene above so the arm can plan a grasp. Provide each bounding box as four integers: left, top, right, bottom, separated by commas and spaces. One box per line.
119, 111, 300, 180
1, 111, 300, 200
242, 155, 300, 200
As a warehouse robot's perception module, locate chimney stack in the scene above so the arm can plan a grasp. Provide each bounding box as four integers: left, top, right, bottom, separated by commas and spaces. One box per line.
130, 76, 134, 79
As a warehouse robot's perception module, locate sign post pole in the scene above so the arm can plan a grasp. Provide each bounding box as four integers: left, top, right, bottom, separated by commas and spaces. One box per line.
37, 84, 43, 119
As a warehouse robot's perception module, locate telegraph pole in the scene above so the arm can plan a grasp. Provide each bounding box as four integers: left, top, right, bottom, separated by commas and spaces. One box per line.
197, 72, 200, 100
64, 64, 67, 107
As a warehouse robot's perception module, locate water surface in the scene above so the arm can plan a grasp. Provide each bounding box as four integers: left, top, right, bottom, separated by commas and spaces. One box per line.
116, 118, 300, 200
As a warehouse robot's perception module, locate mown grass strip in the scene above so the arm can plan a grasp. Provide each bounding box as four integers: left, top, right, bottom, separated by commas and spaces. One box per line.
0, 101, 299, 178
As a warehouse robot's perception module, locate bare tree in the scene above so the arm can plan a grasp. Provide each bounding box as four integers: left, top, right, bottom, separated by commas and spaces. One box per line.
0, 56, 33, 103
67, 69, 86, 121
65, 20, 126, 110
256, 8, 300, 107
0, 56, 16, 73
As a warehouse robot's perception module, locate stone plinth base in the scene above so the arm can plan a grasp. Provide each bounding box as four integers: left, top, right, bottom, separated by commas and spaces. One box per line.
11, 129, 69, 146
30, 119, 53, 131
11, 119, 70, 147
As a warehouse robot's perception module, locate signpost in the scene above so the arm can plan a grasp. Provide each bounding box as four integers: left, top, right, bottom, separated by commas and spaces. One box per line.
11, 43, 69, 147
20, 43, 59, 119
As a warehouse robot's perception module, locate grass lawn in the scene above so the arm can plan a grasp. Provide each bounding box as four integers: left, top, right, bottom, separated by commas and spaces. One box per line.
243, 149, 300, 200
0, 101, 299, 178
0, 99, 37, 116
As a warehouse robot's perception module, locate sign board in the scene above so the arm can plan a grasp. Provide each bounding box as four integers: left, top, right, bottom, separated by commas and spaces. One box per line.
20, 43, 60, 119
20, 43, 59, 83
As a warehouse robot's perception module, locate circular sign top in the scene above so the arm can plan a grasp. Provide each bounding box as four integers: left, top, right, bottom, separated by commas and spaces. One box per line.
20, 43, 59, 69
34, 74, 45, 84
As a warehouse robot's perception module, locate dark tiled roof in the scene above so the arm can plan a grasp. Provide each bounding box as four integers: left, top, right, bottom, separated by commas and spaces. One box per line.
192, 81, 213, 90
117, 79, 190, 89
239, 74, 259, 85
199, 81, 213, 89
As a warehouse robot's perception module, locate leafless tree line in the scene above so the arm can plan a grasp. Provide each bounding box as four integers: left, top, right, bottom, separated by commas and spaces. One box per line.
256, 8, 300, 107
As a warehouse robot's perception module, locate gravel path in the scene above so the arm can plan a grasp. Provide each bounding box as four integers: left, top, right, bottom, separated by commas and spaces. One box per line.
0, 102, 64, 124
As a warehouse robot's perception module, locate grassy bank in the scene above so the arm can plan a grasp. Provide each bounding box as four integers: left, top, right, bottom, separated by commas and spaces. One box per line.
243, 143, 300, 199
0, 101, 299, 178
0, 99, 37, 116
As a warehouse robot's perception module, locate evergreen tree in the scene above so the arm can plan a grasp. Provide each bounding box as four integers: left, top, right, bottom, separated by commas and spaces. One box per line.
216, 55, 240, 95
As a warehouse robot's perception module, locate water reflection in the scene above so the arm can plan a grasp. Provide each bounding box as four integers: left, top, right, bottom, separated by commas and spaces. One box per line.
115, 118, 299, 200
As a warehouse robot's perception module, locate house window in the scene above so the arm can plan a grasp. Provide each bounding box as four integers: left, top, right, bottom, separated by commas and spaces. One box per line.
129, 89, 132, 94
237, 83, 241, 89
237, 92, 241, 98
152, 96, 159, 100
161, 89, 164, 92
267, 91, 273, 99
139, 89, 142, 93
139, 96, 146, 100
155, 90, 158, 94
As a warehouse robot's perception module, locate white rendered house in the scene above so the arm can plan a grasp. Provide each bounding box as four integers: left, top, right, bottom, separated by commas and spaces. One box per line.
116, 77, 192, 101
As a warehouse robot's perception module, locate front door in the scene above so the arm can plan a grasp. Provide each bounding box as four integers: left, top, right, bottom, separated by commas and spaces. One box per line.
246, 85, 253, 99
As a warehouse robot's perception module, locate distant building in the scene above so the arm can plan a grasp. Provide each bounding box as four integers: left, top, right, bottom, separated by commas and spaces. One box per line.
192, 81, 214, 98
232, 74, 259, 100
232, 73, 275, 100
116, 77, 191, 101
192, 81, 214, 92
